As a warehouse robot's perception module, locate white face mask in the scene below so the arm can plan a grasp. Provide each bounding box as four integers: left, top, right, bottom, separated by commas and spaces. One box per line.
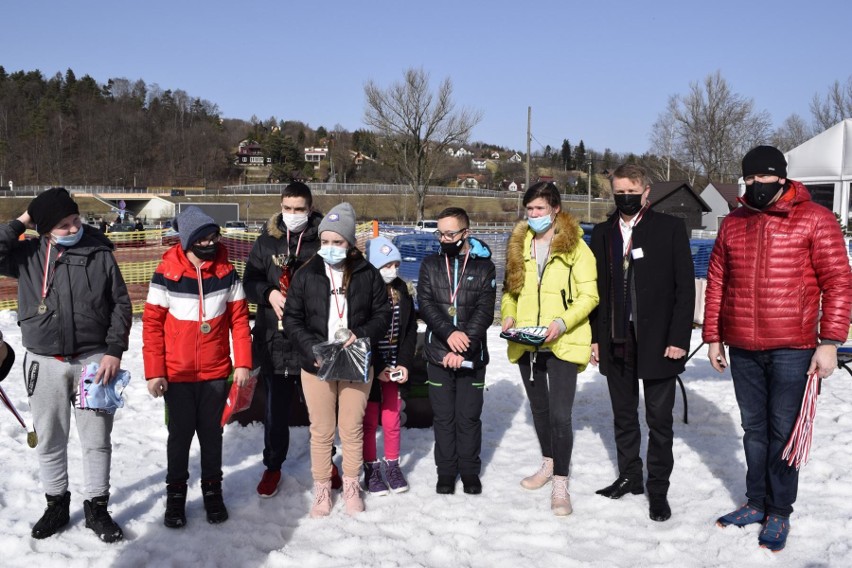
380, 266, 398, 283
282, 212, 309, 233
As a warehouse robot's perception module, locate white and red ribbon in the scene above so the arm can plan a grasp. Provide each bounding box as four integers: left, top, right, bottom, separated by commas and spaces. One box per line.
781, 372, 820, 470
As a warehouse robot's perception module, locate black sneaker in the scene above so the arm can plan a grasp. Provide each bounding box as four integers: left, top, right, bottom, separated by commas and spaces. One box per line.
164, 483, 187, 528
436, 475, 456, 495
83, 494, 124, 543
32, 491, 71, 539
201, 481, 228, 524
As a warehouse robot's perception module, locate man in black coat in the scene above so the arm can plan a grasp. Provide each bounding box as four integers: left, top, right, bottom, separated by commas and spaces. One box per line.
243, 182, 323, 497
417, 207, 496, 496
589, 164, 695, 522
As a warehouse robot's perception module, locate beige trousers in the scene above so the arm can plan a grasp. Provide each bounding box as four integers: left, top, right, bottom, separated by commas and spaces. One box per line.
301, 370, 372, 480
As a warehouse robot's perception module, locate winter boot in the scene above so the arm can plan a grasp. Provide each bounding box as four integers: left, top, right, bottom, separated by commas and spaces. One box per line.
342, 475, 365, 515
257, 469, 281, 498
436, 474, 456, 494
716, 503, 765, 528
200, 480, 228, 524
521, 457, 553, 490
551, 475, 572, 516
31, 491, 71, 539
461, 474, 482, 495
759, 515, 791, 552
164, 483, 187, 528
364, 461, 389, 496
310, 480, 333, 518
384, 458, 409, 494
83, 494, 124, 543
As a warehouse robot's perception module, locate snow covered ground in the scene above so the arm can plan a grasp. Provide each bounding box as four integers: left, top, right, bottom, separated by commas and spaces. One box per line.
1, 312, 851, 567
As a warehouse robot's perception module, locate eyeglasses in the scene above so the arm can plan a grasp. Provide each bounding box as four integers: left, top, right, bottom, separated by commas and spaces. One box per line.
434, 228, 468, 241
196, 233, 221, 246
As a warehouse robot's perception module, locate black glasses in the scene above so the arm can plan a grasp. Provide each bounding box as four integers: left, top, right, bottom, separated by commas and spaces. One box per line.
434, 228, 467, 240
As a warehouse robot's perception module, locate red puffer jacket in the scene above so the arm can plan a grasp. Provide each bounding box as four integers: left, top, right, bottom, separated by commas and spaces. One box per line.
703, 181, 852, 350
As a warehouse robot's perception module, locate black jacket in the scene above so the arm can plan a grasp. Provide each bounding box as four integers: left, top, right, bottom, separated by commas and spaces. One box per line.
243, 211, 322, 375
0, 220, 132, 358
283, 253, 392, 374
589, 209, 695, 379
369, 278, 418, 401
417, 237, 496, 368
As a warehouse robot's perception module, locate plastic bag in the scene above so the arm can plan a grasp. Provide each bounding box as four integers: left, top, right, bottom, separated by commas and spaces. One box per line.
312, 337, 372, 382
500, 326, 549, 346
221, 369, 259, 427
77, 363, 131, 414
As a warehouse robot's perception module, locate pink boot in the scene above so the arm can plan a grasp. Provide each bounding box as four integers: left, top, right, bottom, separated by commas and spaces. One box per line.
342, 476, 364, 515
310, 480, 333, 518
521, 457, 553, 490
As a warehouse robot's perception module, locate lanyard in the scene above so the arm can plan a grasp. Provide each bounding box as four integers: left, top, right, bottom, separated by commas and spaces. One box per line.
621, 204, 648, 271
531, 236, 552, 285
287, 228, 304, 259
327, 264, 346, 324
40, 242, 64, 304
445, 250, 471, 306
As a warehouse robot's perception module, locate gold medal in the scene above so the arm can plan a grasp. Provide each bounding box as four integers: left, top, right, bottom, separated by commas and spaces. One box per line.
448, 306, 457, 317
277, 320, 284, 331
200, 322, 212, 334
37, 303, 47, 315
622, 255, 630, 272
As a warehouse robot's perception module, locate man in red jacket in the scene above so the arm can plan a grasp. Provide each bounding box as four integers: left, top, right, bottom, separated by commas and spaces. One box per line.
704, 145, 852, 552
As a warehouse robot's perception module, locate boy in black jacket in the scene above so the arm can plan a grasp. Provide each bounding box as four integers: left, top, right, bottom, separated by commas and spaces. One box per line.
417, 207, 496, 495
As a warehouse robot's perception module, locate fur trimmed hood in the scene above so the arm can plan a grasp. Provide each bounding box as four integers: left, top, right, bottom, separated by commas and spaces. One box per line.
504, 211, 582, 295
264, 210, 323, 240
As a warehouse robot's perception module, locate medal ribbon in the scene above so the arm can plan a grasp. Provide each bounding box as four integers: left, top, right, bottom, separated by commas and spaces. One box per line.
287, 228, 304, 260
40, 241, 64, 305
195, 264, 207, 324
327, 264, 346, 325
445, 249, 471, 309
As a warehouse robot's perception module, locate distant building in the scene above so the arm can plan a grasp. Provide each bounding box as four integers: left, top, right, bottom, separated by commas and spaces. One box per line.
490, 151, 501, 160
648, 180, 712, 234
471, 158, 488, 170
501, 179, 524, 192
304, 147, 329, 167
508, 152, 523, 163
236, 140, 272, 166
457, 173, 487, 189
700, 182, 740, 231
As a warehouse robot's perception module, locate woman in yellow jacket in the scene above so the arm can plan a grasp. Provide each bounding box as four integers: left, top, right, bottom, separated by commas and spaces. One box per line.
501, 182, 598, 516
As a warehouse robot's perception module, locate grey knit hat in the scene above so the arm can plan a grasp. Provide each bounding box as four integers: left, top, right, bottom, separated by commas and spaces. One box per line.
174, 206, 219, 251
318, 202, 357, 245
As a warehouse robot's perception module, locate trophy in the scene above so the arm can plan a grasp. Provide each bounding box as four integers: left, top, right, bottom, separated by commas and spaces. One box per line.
272, 253, 296, 331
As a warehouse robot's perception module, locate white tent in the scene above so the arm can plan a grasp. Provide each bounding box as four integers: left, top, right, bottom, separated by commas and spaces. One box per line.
785, 118, 852, 225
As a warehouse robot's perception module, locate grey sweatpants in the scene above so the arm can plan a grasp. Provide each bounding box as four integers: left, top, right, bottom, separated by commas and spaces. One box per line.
25, 350, 115, 499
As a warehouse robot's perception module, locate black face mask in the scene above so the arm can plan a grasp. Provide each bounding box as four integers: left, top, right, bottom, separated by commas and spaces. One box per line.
441, 239, 465, 257
614, 194, 643, 216
191, 243, 218, 260
745, 181, 784, 210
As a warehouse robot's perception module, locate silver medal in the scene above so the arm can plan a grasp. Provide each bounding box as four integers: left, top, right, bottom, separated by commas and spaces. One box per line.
334, 327, 351, 342
37, 303, 47, 315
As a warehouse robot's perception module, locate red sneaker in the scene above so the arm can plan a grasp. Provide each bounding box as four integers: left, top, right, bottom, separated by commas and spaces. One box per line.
331, 464, 342, 491
257, 470, 281, 498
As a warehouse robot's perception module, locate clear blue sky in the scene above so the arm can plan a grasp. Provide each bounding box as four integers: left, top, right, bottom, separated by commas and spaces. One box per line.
4, 0, 849, 156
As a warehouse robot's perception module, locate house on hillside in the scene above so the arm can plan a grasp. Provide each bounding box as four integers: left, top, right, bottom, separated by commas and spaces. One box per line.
490, 151, 501, 160
501, 179, 524, 192
304, 147, 328, 169
508, 152, 523, 163
457, 173, 487, 189
235, 140, 272, 166
471, 158, 488, 170
647, 181, 712, 234
700, 182, 740, 231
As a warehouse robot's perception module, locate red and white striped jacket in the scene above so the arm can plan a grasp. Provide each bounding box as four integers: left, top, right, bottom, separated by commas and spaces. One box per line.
143, 244, 252, 382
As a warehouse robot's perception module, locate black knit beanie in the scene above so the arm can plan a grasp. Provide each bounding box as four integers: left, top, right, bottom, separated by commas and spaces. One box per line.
742, 145, 787, 179
27, 187, 80, 235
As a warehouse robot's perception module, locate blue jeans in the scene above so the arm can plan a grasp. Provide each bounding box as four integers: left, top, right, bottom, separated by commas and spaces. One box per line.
728, 347, 813, 517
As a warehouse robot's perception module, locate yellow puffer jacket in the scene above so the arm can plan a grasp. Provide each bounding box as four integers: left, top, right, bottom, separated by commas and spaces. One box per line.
501, 212, 598, 370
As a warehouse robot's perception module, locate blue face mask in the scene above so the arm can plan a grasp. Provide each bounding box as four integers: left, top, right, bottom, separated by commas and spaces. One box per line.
527, 215, 553, 234
318, 245, 348, 265
52, 226, 84, 247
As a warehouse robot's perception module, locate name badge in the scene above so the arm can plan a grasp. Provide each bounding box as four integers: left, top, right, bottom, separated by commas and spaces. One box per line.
631, 248, 644, 260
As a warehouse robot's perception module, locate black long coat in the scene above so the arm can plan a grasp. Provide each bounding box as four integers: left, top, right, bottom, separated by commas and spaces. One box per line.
589, 209, 695, 380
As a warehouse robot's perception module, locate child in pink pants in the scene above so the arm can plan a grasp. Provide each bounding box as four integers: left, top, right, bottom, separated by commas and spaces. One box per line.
364, 237, 418, 494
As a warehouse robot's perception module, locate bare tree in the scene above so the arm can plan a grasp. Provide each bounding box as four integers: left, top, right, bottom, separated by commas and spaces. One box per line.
655, 71, 771, 183
810, 76, 852, 131
364, 68, 482, 221
771, 113, 813, 152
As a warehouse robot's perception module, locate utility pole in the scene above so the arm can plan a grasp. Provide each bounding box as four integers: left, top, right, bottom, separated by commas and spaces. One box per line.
519, 106, 531, 217
587, 158, 593, 222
